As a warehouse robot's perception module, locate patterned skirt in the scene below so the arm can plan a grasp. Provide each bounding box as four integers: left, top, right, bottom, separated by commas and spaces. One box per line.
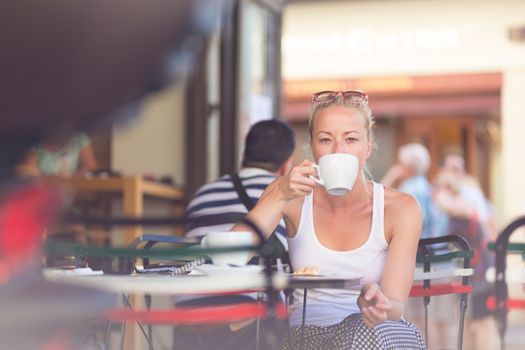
280, 313, 426, 350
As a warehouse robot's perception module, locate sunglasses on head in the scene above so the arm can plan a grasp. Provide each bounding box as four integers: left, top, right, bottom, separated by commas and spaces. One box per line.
311, 90, 368, 104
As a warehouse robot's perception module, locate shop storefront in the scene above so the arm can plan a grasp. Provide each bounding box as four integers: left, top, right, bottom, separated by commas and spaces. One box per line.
282, 0, 525, 223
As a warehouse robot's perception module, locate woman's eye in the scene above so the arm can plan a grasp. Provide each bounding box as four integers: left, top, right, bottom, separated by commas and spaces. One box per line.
346, 137, 358, 142
320, 138, 331, 143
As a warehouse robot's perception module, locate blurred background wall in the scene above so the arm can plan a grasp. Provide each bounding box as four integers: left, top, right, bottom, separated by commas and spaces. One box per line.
87, 0, 524, 227
281, 0, 525, 226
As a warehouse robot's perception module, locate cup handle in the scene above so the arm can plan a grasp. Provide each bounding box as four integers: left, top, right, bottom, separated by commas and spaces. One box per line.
308, 164, 324, 186
200, 236, 208, 248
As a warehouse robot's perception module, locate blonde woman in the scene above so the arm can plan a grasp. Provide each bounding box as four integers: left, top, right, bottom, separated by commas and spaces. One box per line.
234, 91, 425, 349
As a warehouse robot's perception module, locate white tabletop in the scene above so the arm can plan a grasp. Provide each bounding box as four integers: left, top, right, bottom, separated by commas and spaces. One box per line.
43, 269, 361, 295
413, 267, 474, 281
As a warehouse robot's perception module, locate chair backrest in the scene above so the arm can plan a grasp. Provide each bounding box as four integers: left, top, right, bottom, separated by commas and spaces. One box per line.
129, 234, 201, 268
490, 215, 525, 349
411, 234, 474, 350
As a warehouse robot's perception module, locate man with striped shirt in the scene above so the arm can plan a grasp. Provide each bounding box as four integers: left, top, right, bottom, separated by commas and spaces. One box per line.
185, 119, 295, 251
173, 120, 295, 350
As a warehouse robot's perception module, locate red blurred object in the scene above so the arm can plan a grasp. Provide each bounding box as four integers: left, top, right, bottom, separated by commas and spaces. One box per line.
0, 184, 63, 278
409, 283, 472, 297
42, 333, 68, 350
107, 302, 288, 325
486, 295, 525, 311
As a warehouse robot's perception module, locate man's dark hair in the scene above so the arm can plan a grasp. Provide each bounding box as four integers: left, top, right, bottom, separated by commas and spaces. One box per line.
242, 119, 295, 172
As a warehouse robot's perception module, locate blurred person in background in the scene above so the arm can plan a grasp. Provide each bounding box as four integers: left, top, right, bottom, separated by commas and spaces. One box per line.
442, 154, 497, 239
15, 132, 100, 259
382, 143, 454, 349
434, 154, 497, 350
174, 119, 295, 350
382, 143, 434, 239
17, 133, 98, 177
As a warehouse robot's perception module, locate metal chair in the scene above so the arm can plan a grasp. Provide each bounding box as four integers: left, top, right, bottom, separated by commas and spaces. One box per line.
110, 218, 284, 350
488, 215, 525, 350
409, 235, 474, 350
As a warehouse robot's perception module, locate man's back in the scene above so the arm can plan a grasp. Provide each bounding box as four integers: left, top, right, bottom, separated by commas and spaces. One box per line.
185, 167, 288, 249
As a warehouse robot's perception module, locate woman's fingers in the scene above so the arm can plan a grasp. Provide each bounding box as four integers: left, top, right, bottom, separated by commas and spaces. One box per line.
373, 301, 392, 312
290, 170, 316, 184
358, 283, 391, 327
299, 159, 314, 167
363, 283, 381, 301
286, 163, 318, 196
363, 283, 391, 308
361, 306, 387, 328
280, 159, 323, 200
360, 307, 376, 328
367, 305, 388, 322
290, 164, 316, 180
361, 308, 375, 328
292, 184, 315, 195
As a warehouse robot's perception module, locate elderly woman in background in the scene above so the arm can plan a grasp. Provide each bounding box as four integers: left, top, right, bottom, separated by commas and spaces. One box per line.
382, 143, 434, 239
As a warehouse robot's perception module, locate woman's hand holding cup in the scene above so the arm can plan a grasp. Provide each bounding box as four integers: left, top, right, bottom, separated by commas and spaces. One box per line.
278, 159, 318, 201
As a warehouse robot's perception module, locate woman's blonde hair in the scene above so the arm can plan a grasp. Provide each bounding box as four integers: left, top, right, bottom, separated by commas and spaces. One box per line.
308, 97, 375, 139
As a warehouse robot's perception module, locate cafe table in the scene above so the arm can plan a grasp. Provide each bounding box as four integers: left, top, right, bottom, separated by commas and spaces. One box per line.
44, 268, 361, 350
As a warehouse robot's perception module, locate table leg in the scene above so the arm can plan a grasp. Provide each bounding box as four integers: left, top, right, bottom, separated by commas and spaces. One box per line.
301, 288, 307, 350
123, 177, 143, 245
122, 293, 146, 350
123, 177, 145, 350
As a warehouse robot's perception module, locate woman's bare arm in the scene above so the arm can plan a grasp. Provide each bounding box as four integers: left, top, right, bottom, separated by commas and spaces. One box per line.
373, 192, 422, 322
232, 179, 290, 241
232, 160, 317, 242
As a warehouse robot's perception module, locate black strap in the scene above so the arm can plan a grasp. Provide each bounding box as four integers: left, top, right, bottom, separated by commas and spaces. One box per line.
231, 172, 255, 210
231, 172, 289, 263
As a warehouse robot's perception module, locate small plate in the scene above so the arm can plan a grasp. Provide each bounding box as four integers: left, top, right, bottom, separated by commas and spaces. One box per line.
193, 264, 263, 275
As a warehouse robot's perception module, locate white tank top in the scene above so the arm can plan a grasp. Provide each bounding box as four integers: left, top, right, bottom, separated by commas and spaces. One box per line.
288, 182, 388, 327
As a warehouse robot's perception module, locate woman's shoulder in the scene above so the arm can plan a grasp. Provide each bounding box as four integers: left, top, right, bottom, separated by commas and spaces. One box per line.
383, 185, 422, 217
383, 185, 423, 241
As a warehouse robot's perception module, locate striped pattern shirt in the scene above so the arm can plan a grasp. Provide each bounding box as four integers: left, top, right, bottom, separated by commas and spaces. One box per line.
185, 168, 288, 250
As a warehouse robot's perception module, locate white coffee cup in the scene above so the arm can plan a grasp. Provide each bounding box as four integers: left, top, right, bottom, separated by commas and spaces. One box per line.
310, 153, 359, 196
201, 231, 253, 266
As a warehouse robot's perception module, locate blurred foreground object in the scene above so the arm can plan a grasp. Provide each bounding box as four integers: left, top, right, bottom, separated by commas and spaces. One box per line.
0, 183, 115, 349
0, 0, 221, 181
0, 0, 223, 347
0, 184, 63, 277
